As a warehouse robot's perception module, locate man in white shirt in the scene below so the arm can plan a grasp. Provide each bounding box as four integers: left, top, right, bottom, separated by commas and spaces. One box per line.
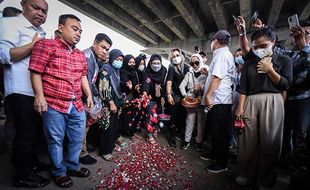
200, 30, 235, 173
0, 0, 50, 188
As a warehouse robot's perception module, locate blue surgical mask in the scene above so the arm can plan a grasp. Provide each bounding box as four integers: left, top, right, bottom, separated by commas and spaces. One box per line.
112, 60, 123, 69
151, 64, 162, 72
235, 56, 244, 65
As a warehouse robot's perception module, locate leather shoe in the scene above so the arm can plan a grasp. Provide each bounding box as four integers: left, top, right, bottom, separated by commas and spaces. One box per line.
80, 155, 97, 165
14, 172, 51, 188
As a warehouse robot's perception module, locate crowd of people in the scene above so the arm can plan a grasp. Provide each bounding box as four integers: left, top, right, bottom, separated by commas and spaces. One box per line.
0, 0, 309, 189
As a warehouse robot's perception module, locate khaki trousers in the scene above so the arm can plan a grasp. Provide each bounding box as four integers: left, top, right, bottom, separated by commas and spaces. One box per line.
237, 93, 284, 187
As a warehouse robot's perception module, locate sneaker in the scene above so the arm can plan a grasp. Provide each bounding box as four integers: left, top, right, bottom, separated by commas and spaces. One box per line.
14, 172, 51, 188
196, 142, 204, 152
200, 153, 215, 161
169, 138, 177, 148
180, 141, 190, 150
235, 176, 250, 186
206, 164, 228, 173
80, 155, 97, 165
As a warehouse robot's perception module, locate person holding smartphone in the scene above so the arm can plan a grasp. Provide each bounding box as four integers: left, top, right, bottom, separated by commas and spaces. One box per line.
234, 26, 293, 188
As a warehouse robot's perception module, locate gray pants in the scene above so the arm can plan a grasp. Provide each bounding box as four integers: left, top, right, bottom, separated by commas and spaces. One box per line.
237, 93, 284, 187
184, 106, 205, 143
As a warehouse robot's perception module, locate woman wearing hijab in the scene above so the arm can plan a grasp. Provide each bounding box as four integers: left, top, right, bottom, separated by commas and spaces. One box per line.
142, 54, 167, 144
120, 54, 143, 142
166, 48, 190, 147
97, 49, 125, 161
135, 54, 147, 85
179, 53, 207, 151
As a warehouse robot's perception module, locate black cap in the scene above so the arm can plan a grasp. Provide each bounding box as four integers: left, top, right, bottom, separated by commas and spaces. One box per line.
213, 30, 231, 41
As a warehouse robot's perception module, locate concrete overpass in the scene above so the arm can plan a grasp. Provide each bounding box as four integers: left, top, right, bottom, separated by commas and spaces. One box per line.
59, 0, 310, 60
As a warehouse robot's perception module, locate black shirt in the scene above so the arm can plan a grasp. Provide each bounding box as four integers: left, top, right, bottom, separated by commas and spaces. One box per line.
167, 64, 190, 96
120, 70, 139, 98
239, 50, 293, 96
143, 67, 167, 99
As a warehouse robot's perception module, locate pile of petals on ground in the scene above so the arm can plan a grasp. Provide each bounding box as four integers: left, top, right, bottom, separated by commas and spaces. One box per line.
94, 141, 202, 189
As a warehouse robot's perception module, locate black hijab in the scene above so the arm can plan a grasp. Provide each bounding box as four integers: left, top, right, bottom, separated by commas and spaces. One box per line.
145, 54, 167, 84
121, 54, 136, 77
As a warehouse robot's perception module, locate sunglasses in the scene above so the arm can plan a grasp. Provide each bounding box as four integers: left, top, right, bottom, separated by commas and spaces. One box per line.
190, 61, 200, 66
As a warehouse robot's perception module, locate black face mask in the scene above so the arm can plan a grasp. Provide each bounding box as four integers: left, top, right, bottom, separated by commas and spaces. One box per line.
127, 65, 135, 71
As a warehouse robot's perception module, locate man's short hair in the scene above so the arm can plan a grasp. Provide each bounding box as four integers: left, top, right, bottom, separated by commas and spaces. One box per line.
3, 7, 22, 17
94, 33, 112, 46
58, 14, 81, 25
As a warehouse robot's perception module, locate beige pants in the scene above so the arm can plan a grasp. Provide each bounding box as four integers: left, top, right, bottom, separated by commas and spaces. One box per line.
237, 93, 284, 187
80, 126, 90, 158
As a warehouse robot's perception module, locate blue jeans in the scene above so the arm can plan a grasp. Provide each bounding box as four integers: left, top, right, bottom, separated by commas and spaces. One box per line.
42, 105, 86, 177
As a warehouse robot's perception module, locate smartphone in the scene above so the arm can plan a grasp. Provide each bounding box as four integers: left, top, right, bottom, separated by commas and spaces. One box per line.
251, 11, 259, 23
232, 15, 238, 22
288, 14, 300, 29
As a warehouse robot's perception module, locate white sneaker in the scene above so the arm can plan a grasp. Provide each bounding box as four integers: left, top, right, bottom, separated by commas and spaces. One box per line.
235, 176, 250, 186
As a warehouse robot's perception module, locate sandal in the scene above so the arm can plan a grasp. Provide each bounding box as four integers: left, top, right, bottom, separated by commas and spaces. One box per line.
130, 135, 140, 143
114, 144, 121, 152
53, 175, 73, 188
148, 137, 157, 145
116, 138, 128, 148
153, 129, 159, 138
102, 154, 114, 161
133, 133, 143, 140
67, 167, 91, 178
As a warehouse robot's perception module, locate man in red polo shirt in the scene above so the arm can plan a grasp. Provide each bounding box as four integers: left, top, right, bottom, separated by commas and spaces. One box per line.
29, 14, 93, 188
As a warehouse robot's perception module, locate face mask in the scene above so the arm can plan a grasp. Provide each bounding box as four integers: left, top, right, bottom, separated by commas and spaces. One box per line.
235, 56, 244, 65
138, 64, 145, 71
112, 60, 123, 69
253, 45, 273, 58
172, 56, 182, 65
151, 64, 162, 72
210, 40, 216, 52
127, 65, 135, 71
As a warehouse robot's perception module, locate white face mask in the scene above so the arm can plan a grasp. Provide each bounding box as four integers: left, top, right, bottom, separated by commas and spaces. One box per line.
172, 56, 182, 65
210, 41, 215, 52
138, 64, 145, 71
253, 45, 273, 58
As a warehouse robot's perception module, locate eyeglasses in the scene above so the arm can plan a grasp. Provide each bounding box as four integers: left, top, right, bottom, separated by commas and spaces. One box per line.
190, 61, 200, 66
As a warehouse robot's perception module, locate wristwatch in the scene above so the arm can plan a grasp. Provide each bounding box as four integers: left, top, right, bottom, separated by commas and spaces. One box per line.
239, 33, 246, 37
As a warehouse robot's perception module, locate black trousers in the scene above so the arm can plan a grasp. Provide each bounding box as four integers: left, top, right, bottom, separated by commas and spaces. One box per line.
207, 104, 232, 166
6, 93, 42, 179
121, 106, 143, 137
99, 113, 118, 155
166, 101, 187, 139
